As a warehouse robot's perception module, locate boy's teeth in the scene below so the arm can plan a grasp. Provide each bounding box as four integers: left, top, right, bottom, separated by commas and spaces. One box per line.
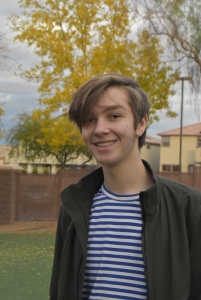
96, 142, 114, 147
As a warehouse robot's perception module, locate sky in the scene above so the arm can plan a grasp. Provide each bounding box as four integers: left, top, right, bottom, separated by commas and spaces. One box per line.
0, 0, 200, 145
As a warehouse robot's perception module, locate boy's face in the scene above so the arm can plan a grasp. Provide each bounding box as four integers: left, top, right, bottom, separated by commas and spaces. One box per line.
81, 86, 147, 168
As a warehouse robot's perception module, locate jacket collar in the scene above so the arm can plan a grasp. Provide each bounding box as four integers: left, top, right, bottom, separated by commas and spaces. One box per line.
60, 160, 163, 251
140, 160, 163, 211
61, 159, 163, 215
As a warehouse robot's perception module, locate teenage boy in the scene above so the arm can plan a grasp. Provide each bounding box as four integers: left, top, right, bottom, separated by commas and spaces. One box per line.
50, 74, 201, 300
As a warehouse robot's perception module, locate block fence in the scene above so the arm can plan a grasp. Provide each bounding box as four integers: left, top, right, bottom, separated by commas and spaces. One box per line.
0, 166, 200, 224
0, 165, 23, 224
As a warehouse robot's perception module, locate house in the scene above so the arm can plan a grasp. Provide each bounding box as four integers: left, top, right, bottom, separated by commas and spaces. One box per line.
0, 134, 160, 173
0, 145, 97, 174
158, 122, 201, 172
0, 145, 9, 165
140, 135, 161, 172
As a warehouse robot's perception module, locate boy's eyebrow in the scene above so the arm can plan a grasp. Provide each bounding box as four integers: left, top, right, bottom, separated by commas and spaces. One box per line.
87, 104, 131, 117
99, 104, 127, 112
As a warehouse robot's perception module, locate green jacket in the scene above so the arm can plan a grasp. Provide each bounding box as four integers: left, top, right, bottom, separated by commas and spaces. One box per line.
50, 161, 201, 300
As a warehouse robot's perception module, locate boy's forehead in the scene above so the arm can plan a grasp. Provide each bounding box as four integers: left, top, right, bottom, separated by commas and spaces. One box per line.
90, 86, 131, 111
89, 104, 128, 114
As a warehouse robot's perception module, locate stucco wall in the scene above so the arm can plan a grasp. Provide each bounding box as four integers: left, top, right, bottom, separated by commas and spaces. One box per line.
160, 136, 200, 172
141, 144, 160, 172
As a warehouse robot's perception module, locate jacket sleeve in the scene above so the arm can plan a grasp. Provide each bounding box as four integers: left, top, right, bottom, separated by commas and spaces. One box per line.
49, 205, 70, 300
189, 206, 201, 299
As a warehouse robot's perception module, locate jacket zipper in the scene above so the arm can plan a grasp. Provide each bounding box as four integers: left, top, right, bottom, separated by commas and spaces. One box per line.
140, 193, 150, 300
76, 254, 82, 300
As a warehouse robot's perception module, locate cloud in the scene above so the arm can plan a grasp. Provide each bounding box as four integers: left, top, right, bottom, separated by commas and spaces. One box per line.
0, 75, 39, 94
0, 0, 41, 142
0, 93, 11, 103
1, 93, 39, 130
0, 0, 23, 17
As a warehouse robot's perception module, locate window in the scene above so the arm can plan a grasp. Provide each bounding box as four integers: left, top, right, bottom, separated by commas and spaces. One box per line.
26, 145, 35, 158
188, 165, 194, 173
162, 136, 170, 147
26, 145, 30, 157
162, 165, 171, 171
172, 165, 180, 172
162, 165, 179, 172
13, 149, 19, 158
197, 137, 201, 147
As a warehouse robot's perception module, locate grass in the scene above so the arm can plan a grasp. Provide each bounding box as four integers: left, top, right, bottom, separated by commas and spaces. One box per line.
0, 233, 55, 300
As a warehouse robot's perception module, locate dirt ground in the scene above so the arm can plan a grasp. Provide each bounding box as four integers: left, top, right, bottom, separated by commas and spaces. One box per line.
0, 220, 58, 234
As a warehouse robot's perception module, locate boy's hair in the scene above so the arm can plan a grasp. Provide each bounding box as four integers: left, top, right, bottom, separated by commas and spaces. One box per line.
69, 73, 150, 149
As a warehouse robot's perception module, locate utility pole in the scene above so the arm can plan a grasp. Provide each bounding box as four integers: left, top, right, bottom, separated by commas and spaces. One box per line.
178, 76, 192, 172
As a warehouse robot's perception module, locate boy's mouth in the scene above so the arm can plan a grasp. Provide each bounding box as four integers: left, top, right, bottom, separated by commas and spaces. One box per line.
95, 141, 116, 147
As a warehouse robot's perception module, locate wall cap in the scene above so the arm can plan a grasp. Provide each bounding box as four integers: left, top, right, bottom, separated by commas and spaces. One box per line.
0, 164, 23, 171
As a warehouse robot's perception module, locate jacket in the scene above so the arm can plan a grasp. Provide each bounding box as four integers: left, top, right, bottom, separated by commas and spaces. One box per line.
50, 160, 201, 300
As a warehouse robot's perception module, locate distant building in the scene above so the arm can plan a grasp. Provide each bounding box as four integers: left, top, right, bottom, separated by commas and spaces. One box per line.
1, 134, 161, 173
0, 145, 97, 174
141, 135, 161, 172
0, 145, 9, 165
158, 122, 201, 172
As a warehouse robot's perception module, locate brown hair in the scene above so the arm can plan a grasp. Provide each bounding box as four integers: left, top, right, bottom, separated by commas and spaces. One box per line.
69, 73, 150, 148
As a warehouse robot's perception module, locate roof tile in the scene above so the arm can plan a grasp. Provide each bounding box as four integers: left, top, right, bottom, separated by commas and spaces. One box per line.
158, 122, 201, 136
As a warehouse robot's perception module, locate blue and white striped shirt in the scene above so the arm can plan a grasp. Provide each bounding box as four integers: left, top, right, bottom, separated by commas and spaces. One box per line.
82, 184, 147, 300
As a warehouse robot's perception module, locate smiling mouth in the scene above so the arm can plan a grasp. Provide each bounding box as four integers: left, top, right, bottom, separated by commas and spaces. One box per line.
95, 141, 116, 147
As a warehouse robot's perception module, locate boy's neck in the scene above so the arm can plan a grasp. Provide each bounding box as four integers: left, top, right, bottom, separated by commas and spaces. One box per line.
102, 158, 154, 195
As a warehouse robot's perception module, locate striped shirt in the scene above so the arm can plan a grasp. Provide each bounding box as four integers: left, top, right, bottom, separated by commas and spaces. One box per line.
82, 184, 147, 300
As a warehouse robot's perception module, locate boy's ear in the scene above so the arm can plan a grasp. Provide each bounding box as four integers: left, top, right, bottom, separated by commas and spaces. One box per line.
136, 114, 148, 137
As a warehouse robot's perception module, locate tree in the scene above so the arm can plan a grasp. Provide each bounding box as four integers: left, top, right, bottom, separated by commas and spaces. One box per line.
0, 117, 3, 140
129, 29, 178, 122
0, 24, 20, 138
133, 0, 201, 111
0, 27, 9, 135
9, 0, 178, 124
0, 27, 11, 73
6, 111, 91, 168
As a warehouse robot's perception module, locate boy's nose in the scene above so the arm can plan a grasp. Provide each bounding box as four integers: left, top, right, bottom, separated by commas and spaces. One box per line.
94, 120, 110, 135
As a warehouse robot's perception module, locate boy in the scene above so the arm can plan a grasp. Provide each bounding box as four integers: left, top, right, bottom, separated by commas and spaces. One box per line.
50, 73, 201, 300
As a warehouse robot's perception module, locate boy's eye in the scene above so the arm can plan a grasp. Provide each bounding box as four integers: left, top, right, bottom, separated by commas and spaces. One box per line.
88, 118, 94, 123
111, 114, 120, 119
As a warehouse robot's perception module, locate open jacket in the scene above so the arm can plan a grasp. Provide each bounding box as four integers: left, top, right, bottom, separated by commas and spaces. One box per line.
50, 160, 201, 300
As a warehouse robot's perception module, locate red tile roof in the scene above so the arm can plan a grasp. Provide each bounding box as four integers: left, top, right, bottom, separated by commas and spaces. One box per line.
145, 135, 161, 145
158, 122, 201, 136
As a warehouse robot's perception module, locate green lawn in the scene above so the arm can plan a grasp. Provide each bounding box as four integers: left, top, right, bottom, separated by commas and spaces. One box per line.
0, 233, 55, 300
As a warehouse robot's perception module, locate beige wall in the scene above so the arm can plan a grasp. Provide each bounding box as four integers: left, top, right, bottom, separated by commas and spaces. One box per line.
141, 144, 160, 172
160, 136, 199, 172
1, 146, 97, 174
195, 147, 201, 163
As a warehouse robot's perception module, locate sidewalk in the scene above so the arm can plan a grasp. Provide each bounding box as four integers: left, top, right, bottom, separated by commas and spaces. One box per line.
0, 220, 57, 234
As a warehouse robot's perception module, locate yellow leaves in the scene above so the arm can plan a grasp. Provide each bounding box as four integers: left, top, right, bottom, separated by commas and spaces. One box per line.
0, 107, 4, 116
9, 0, 134, 105
9, 0, 178, 129
17, 109, 88, 165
